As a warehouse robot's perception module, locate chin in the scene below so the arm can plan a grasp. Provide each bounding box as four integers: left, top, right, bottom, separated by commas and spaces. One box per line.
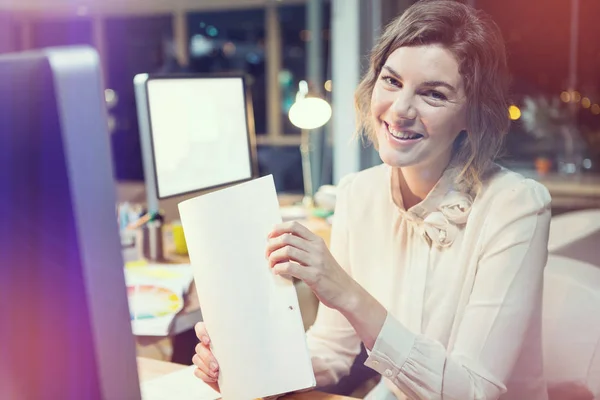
378, 147, 422, 168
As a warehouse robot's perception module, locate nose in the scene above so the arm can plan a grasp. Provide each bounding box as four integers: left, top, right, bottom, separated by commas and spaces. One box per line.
390, 90, 417, 120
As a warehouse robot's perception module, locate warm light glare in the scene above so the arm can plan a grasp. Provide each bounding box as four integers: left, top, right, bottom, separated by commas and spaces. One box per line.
560, 91, 571, 102
324, 80, 332, 92
289, 97, 332, 130
592, 104, 600, 115
582, 97, 591, 108
222, 41, 236, 56
104, 89, 116, 104
509, 105, 521, 120
573, 91, 582, 102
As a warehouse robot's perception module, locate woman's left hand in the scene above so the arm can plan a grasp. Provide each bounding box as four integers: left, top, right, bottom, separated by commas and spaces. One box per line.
266, 221, 357, 311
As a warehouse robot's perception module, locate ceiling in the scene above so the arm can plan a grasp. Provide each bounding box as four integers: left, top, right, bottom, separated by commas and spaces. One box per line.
0, 0, 308, 16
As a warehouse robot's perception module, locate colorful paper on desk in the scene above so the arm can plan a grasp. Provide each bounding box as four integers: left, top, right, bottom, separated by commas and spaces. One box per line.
178, 175, 316, 400
124, 264, 194, 336
141, 365, 221, 400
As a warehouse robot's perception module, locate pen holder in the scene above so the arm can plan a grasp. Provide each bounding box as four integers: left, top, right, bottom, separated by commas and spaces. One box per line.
138, 221, 164, 261
120, 229, 139, 263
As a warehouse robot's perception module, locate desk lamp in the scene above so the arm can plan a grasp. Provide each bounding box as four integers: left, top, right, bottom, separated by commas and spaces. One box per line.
288, 81, 332, 206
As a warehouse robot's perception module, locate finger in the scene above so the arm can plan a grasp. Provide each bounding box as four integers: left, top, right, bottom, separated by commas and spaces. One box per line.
193, 366, 221, 394
269, 221, 315, 241
194, 343, 220, 374
194, 323, 210, 345
192, 354, 218, 380
193, 366, 217, 382
272, 262, 305, 280
268, 245, 311, 268
266, 232, 310, 257
192, 352, 219, 380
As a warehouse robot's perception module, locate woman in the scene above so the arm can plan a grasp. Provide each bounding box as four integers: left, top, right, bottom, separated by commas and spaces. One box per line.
193, 1, 551, 399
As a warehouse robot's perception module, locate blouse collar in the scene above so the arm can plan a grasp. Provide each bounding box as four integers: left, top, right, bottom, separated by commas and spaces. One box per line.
387, 164, 473, 247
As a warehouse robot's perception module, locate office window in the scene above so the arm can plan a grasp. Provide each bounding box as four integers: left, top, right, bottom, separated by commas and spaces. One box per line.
477, 0, 599, 172
574, 0, 600, 164
279, 3, 331, 135
105, 15, 173, 180
186, 9, 267, 135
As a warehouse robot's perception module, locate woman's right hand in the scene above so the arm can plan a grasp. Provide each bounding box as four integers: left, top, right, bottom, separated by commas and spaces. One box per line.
192, 322, 220, 392
191, 322, 300, 400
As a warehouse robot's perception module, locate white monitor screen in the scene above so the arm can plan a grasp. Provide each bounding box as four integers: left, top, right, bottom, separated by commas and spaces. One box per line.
146, 76, 253, 198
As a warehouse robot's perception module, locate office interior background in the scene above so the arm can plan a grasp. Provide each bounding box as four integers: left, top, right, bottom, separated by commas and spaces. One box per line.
3, 0, 600, 196
2, 0, 600, 398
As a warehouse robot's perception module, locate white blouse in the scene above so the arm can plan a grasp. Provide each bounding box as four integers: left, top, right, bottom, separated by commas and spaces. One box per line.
305, 163, 552, 400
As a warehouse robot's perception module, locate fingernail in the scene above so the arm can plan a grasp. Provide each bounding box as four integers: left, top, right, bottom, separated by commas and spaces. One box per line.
210, 362, 218, 371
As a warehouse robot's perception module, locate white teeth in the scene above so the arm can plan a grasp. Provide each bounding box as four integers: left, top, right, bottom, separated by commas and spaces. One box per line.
387, 125, 420, 140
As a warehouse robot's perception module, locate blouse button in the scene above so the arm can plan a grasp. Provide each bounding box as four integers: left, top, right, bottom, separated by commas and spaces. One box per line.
384, 369, 393, 378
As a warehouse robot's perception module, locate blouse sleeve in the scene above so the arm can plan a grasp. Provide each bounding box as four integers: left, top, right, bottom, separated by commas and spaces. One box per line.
305, 173, 362, 387
363, 179, 552, 399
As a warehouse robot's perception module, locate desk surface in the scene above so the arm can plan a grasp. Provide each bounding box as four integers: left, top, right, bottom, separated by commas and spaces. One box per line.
137, 357, 355, 400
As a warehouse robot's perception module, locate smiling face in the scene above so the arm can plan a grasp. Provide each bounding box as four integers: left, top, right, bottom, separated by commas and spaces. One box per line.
371, 44, 468, 172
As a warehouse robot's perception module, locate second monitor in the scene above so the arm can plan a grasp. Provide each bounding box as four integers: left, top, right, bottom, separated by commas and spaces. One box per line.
134, 74, 258, 216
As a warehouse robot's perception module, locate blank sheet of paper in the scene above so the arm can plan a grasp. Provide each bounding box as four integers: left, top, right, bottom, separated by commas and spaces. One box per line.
178, 175, 315, 400
141, 365, 220, 400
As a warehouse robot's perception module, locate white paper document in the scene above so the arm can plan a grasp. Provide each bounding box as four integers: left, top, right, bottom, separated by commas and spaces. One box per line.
178, 175, 315, 400
141, 365, 221, 400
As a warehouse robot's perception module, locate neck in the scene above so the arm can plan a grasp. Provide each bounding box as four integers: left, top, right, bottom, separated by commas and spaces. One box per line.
393, 155, 451, 210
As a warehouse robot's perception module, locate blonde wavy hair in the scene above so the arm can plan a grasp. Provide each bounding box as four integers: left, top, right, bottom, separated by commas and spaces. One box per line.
355, 0, 510, 189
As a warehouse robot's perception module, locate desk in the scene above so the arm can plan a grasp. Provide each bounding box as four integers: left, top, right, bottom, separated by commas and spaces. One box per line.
137, 357, 356, 400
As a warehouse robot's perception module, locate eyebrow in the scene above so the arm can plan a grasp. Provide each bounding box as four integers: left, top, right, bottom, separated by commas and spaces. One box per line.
382, 65, 458, 93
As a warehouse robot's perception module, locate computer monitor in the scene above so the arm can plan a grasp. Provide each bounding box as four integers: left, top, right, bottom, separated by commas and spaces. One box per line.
133, 73, 258, 218
0, 46, 140, 399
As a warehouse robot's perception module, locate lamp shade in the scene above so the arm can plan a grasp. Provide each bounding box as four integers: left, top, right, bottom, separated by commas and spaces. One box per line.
288, 97, 332, 130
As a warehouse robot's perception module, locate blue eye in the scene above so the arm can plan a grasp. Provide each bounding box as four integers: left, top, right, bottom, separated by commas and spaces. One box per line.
381, 75, 401, 88
425, 90, 447, 101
